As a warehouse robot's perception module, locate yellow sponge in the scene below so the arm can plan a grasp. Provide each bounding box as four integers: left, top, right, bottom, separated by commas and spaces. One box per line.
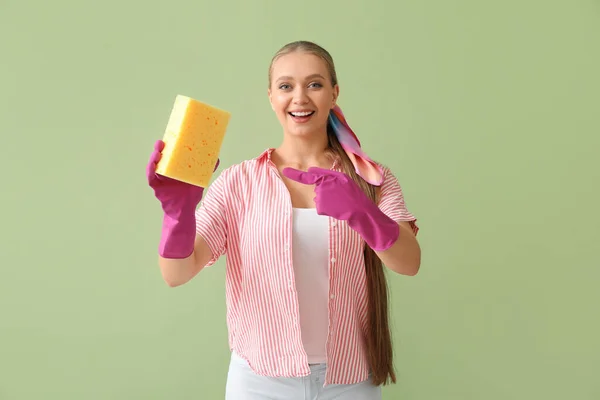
155, 95, 231, 187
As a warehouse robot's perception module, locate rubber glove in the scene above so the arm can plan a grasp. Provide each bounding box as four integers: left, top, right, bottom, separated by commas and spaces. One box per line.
146, 140, 219, 258
282, 167, 399, 252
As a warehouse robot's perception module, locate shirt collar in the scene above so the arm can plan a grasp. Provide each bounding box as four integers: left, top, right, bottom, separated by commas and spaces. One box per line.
255, 148, 342, 171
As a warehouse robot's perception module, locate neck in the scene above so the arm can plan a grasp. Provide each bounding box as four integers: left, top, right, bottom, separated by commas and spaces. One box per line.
273, 131, 332, 169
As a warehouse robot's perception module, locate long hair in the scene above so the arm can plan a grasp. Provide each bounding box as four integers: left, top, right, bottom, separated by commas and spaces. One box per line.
268, 40, 396, 386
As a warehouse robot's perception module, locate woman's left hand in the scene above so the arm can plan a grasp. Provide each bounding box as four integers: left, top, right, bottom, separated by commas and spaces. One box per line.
282, 167, 400, 251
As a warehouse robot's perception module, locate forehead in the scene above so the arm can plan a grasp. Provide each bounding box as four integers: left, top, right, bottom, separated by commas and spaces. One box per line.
271, 52, 329, 80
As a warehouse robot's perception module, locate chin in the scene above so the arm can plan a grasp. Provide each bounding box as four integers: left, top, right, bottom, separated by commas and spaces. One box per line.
285, 119, 327, 137
286, 126, 321, 138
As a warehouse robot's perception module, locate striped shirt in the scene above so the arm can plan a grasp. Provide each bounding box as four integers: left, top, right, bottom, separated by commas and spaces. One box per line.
195, 148, 418, 386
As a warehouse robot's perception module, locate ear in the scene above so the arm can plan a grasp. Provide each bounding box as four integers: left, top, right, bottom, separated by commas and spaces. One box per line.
332, 85, 340, 108
267, 88, 274, 110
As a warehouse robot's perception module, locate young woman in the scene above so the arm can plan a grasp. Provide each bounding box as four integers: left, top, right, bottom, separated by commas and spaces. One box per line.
147, 40, 421, 399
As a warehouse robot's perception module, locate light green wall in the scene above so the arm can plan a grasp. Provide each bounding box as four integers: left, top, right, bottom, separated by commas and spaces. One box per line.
1, 0, 598, 399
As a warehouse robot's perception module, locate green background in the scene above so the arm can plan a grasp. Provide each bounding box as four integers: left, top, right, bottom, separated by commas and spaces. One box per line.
1, 0, 598, 399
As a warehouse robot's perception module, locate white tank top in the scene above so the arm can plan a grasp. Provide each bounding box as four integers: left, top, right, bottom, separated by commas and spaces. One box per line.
291, 208, 330, 364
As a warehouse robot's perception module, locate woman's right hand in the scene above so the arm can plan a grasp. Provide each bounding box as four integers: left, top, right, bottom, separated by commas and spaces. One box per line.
146, 140, 207, 216
146, 139, 221, 259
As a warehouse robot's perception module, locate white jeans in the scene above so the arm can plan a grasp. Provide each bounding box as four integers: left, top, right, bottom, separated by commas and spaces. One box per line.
225, 352, 382, 400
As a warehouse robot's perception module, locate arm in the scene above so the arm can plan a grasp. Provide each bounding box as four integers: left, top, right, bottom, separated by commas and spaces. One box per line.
375, 221, 421, 276
374, 166, 421, 275
281, 165, 420, 276
146, 140, 228, 287
158, 234, 214, 287
157, 170, 229, 287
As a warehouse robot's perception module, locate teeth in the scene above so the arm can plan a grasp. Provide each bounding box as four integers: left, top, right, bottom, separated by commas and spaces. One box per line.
290, 111, 313, 117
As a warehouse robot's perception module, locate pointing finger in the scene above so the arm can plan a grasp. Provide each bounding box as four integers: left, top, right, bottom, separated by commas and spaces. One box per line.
282, 167, 321, 185
306, 167, 338, 177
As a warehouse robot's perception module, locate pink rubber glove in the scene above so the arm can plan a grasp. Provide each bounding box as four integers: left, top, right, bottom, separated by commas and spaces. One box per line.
282, 167, 399, 252
146, 140, 219, 258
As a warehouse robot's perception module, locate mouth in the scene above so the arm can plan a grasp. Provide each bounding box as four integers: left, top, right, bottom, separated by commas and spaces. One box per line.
288, 110, 315, 123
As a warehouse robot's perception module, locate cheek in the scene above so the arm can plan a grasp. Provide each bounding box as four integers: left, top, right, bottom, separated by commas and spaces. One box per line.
315, 93, 334, 109
271, 96, 289, 114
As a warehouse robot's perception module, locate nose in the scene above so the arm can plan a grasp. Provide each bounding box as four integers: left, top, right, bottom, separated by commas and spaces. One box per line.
292, 87, 309, 104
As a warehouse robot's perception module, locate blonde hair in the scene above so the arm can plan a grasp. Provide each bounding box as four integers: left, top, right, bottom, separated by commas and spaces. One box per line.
268, 40, 396, 386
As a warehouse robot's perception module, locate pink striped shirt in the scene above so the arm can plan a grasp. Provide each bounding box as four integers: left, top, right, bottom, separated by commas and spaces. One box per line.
195, 148, 418, 386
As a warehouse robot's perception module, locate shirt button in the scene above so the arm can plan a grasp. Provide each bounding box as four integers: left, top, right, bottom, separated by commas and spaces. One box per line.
331, 258, 336, 263
331, 220, 337, 226
330, 294, 335, 299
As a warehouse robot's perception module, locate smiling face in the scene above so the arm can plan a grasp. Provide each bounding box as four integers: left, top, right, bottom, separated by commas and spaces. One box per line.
268, 51, 339, 138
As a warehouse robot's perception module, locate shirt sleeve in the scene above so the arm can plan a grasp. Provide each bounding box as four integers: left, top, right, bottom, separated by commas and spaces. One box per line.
195, 169, 228, 267
378, 165, 419, 236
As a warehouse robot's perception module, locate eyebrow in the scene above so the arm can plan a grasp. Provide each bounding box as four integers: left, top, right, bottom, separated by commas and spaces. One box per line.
275, 73, 326, 82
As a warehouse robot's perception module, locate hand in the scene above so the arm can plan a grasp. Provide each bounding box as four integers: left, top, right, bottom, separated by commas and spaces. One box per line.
281, 167, 370, 221
147, 140, 218, 215
146, 140, 220, 258
282, 167, 399, 251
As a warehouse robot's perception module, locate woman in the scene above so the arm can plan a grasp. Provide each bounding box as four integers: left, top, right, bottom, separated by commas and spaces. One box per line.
146, 40, 421, 399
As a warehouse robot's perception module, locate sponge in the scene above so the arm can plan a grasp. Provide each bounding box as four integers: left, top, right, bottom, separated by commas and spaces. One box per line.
155, 95, 231, 187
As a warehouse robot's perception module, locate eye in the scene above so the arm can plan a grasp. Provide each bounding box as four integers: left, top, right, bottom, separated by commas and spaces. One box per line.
278, 83, 291, 90
309, 82, 323, 88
